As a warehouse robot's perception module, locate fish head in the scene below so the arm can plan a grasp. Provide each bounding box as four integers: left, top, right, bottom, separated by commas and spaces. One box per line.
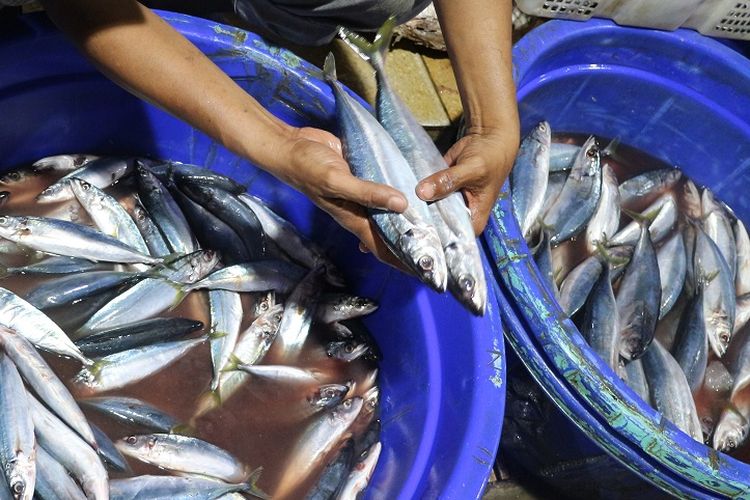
172, 249, 219, 283
445, 242, 487, 315
330, 322, 354, 339
712, 409, 749, 452
117, 434, 159, 456
254, 303, 283, 347
8, 452, 34, 500
400, 225, 448, 292
251, 291, 276, 317
69, 177, 99, 202
530, 121, 551, 149
708, 317, 732, 358
619, 323, 652, 361
339, 295, 379, 317
326, 340, 369, 362
361, 386, 380, 415
310, 383, 350, 409
35, 181, 67, 203
578, 136, 601, 176
0, 215, 28, 239
0, 169, 27, 186
331, 396, 364, 426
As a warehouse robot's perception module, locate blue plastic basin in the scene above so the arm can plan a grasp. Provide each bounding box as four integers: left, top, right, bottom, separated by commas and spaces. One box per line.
0, 12, 506, 499
485, 19, 750, 498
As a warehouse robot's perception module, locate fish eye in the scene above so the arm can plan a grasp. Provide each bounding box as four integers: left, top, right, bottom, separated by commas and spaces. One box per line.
459, 275, 476, 293
342, 399, 352, 409
586, 147, 597, 158
126, 435, 138, 445
721, 333, 730, 344
418, 255, 434, 271
9, 172, 20, 181
345, 344, 354, 353
11, 481, 24, 495
0, 216, 7, 225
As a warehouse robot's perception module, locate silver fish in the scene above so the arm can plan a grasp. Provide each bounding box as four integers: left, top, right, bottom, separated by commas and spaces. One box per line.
70, 178, 149, 254
0, 169, 36, 188
0, 287, 90, 364
323, 53, 447, 292
316, 294, 378, 324
618, 168, 682, 208
582, 266, 619, 371
0, 215, 160, 264
510, 121, 551, 239
557, 255, 602, 317
35, 446, 87, 500
0, 328, 95, 447
608, 193, 676, 247
672, 286, 708, 393
0, 354, 35, 500
548, 142, 580, 173
697, 360, 733, 439
702, 189, 737, 283
132, 202, 171, 257
184, 260, 305, 294
239, 194, 345, 287
584, 163, 620, 252
616, 221, 661, 361
714, 341, 750, 451
306, 440, 354, 500
109, 475, 252, 500
4, 256, 105, 276
337, 441, 382, 500
24, 270, 140, 310
327, 340, 369, 362
116, 433, 250, 483
695, 224, 736, 357
208, 290, 243, 391
656, 232, 686, 319
277, 267, 324, 358
32, 154, 98, 173
735, 219, 750, 296
275, 397, 364, 499
235, 364, 321, 386
73, 336, 207, 394
90, 422, 130, 473
543, 136, 602, 245
36, 156, 135, 204
641, 339, 703, 441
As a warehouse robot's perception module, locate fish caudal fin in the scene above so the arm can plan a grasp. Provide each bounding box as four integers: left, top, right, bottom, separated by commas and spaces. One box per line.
323, 52, 337, 82
338, 16, 396, 69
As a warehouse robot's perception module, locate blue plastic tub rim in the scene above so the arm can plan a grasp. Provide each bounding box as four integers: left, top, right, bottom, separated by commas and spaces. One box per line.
486, 18, 750, 499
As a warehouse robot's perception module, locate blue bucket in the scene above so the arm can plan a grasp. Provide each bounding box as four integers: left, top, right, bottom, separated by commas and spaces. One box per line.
0, 12, 506, 499
485, 19, 750, 498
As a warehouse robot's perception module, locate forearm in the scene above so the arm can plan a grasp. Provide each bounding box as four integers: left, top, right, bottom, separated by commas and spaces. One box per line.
40, 0, 295, 171
433, 0, 519, 137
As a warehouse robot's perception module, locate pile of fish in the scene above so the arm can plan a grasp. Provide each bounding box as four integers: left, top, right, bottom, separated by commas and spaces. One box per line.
315, 19, 487, 316
511, 121, 750, 454
0, 154, 382, 499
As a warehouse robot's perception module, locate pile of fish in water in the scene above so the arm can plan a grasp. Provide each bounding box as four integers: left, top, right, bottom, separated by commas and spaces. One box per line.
0, 154, 382, 499
316, 19, 487, 316
511, 121, 750, 454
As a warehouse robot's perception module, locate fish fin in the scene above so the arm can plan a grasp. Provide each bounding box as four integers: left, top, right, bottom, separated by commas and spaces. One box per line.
338, 16, 395, 68
0, 263, 7, 280
601, 136, 621, 160
208, 329, 227, 340
242, 467, 270, 500
168, 284, 188, 310
621, 207, 658, 226
323, 52, 337, 82
169, 423, 195, 436
192, 390, 221, 419
159, 252, 184, 267
222, 354, 242, 372
87, 359, 112, 380
593, 241, 628, 266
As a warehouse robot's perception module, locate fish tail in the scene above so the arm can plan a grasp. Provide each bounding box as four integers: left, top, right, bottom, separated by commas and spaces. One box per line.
602, 136, 621, 160
168, 283, 189, 311
338, 16, 395, 69
220, 354, 244, 372
208, 329, 227, 340
169, 423, 196, 436
192, 390, 221, 419
242, 466, 270, 500
323, 52, 337, 82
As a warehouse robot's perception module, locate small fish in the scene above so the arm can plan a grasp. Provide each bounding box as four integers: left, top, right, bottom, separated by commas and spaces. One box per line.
641, 339, 703, 441
581, 265, 619, 371
584, 163, 620, 253
557, 255, 603, 317
656, 232, 686, 319
277, 267, 324, 357
36, 156, 135, 204
316, 294, 378, 324
0, 168, 37, 187
32, 153, 98, 173
618, 168, 682, 208
0, 328, 96, 447
35, 446, 87, 500
713, 340, 750, 451
75, 317, 204, 357
0, 215, 161, 265
510, 121, 551, 239
616, 220, 661, 361
306, 440, 354, 500
608, 193, 677, 247
735, 219, 750, 296
73, 336, 207, 394
208, 290, 243, 391
326, 340, 370, 362
184, 260, 305, 294
116, 433, 251, 483
80, 396, 181, 433
24, 270, 141, 310
89, 422, 130, 473
109, 475, 252, 500
672, 286, 709, 393
543, 136, 602, 245
4, 256, 105, 276
337, 441, 382, 500
0, 354, 35, 500
702, 189, 737, 283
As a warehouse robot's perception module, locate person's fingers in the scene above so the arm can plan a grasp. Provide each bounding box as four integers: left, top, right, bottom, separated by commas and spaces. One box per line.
319, 168, 408, 212
416, 156, 485, 202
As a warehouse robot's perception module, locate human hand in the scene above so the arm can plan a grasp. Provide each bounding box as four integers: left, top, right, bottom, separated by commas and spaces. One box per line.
277, 127, 411, 271
416, 127, 519, 235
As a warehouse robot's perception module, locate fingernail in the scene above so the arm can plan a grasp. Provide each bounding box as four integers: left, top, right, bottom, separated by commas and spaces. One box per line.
418, 182, 435, 200
387, 195, 407, 212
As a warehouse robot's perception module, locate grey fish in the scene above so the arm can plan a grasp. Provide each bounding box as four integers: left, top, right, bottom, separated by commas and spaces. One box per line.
77, 250, 218, 334
235, 364, 321, 386
582, 265, 619, 371
275, 397, 364, 499
0, 215, 160, 264
510, 121, 551, 239
116, 433, 250, 483
316, 293, 378, 324
209, 290, 243, 391
608, 193, 677, 247
616, 221, 661, 361
618, 168, 682, 208
194, 304, 283, 418
656, 232, 686, 319
73, 336, 207, 394
337, 441, 382, 500
584, 163, 620, 252
150, 161, 247, 195
32, 154, 98, 173
0, 328, 96, 448
557, 255, 602, 317
0, 287, 90, 364
672, 286, 709, 393
543, 136, 602, 245
35, 446, 86, 500
136, 162, 197, 254
623, 359, 649, 403
70, 178, 149, 255
239, 194, 345, 286
46, 287, 123, 333
702, 189, 737, 283
641, 339, 703, 441
326, 340, 370, 362
185, 260, 305, 294
735, 219, 750, 296
75, 317, 204, 357
0, 354, 35, 500
109, 475, 252, 500
713, 340, 750, 451
681, 178, 703, 221
24, 270, 141, 309
89, 422, 130, 472
36, 156, 135, 203
80, 396, 180, 433
4, 256, 105, 276
695, 224, 736, 357
132, 202, 171, 257
323, 53, 447, 292
533, 230, 557, 298
306, 440, 354, 500
277, 267, 324, 357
